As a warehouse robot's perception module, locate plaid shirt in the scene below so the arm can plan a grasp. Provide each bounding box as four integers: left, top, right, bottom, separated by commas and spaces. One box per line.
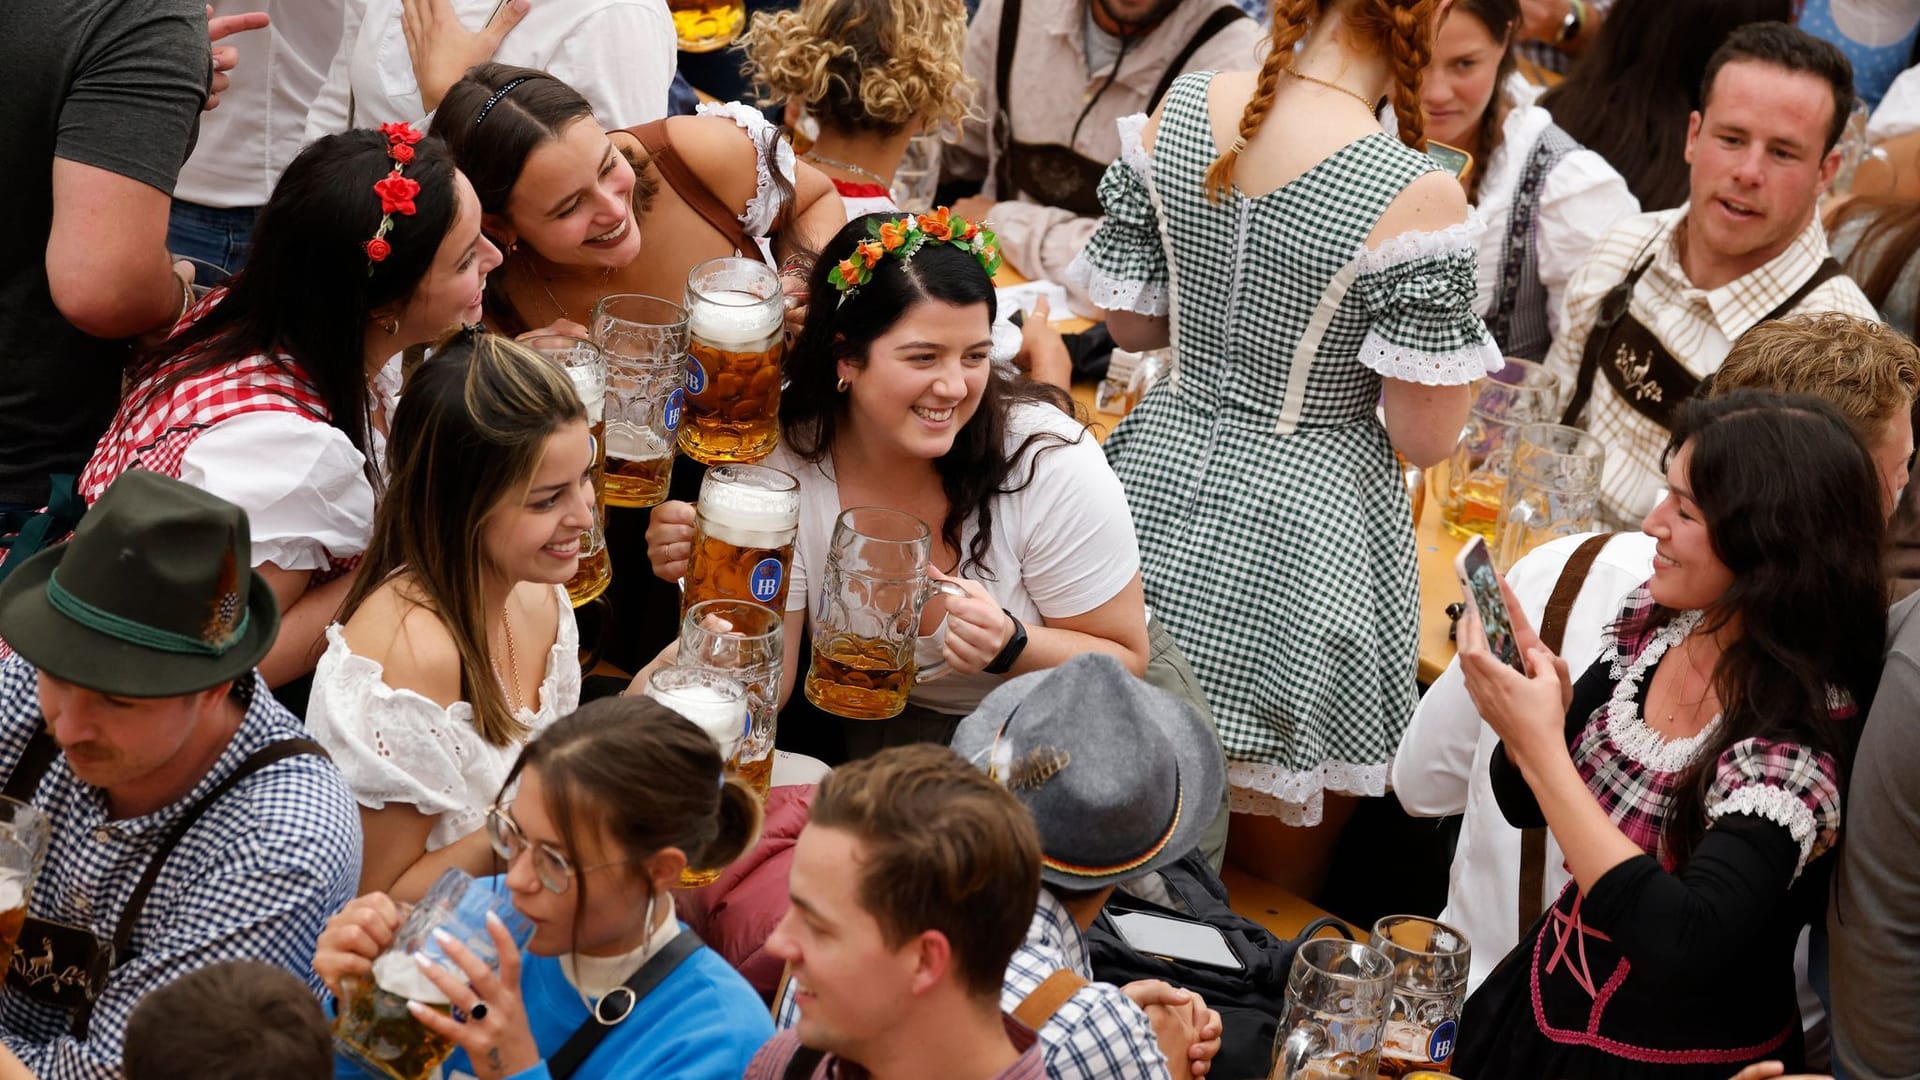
1543, 207, 1876, 526
775, 890, 1171, 1079
0, 656, 361, 1080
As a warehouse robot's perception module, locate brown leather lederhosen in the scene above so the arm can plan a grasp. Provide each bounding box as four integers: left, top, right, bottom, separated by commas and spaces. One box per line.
992, 0, 1246, 216
0, 730, 326, 1039
1560, 243, 1844, 431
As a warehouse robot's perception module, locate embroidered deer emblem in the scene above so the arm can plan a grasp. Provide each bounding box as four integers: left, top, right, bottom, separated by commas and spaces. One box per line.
1610, 343, 1665, 405
18, 939, 52, 984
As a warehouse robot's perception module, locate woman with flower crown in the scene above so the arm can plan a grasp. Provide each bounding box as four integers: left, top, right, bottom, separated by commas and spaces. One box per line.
53, 125, 500, 694
646, 211, 1219, 782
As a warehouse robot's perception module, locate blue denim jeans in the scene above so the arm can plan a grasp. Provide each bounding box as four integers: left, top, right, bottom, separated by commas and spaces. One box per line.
167, 199, 260, 280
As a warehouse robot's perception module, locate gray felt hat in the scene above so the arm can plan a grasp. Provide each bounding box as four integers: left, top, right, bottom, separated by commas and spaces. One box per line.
951, 653, 1225, 890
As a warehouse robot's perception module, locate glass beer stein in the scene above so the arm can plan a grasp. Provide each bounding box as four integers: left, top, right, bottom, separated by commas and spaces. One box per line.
643, 667, 750, 888
1270, 938, 1394, 1080
333, 870, 533, 1080
524, 334, 612, 606
682, 464, 800, 614
1436, 358, 1562, 541
1493, 424, 1606, 572
592, 294, 688, 509
804, 507, 966, 721
681, 258, 784, 465
680, 600, 784, 803
1372, 916, 1471, 1076
0, 797, 49, 976
668, 0, 745, 52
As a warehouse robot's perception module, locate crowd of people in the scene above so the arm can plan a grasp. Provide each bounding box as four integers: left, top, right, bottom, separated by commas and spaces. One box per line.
4, 0, 1920, 1077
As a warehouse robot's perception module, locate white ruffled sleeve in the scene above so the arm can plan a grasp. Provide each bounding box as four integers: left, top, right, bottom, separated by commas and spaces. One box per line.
1353, 218, 1504, 385
1064, 113, 1169, 317
694, 100, 796, 237
177, 411, 375, 571
1704, 737, 1843, 882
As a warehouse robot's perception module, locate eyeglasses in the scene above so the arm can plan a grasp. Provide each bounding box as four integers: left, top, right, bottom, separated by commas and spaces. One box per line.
485, 804, 639, 894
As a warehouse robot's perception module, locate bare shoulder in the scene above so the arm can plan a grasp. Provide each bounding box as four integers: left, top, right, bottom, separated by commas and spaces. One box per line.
1366, 169, 1470, 251
665, 113, 764, 213
339, 578, 464, 707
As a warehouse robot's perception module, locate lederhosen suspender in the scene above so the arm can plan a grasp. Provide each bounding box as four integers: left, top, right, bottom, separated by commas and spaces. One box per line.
1515, 533, 1616, 931
1484, 124, 1580, 361
1560, 245, 1845, 431
626, 121, 771, 268
0, 730, 326, 1039
991, 0, 1245, 217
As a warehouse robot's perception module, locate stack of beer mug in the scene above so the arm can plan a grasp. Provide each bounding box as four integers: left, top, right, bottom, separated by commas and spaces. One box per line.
1492, 423, 1606, 571
1436, 359, 1563, 542
1271, 916, 1469, 1079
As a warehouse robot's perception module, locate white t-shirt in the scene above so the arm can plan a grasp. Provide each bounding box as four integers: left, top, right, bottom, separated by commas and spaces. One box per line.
304, 0, 675, 139
767, 402, 1142, 714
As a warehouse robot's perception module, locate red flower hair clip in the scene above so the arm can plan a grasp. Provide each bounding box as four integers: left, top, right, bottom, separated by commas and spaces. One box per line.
364, 123, 425, 273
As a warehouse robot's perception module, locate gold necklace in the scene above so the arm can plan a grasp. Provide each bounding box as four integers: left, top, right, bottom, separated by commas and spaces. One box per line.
803, 151, 890, 189
490, 603, 522, 710
524, 257, 616, 323
1661, 635, 1716, 725
1284, 68, 1377, 112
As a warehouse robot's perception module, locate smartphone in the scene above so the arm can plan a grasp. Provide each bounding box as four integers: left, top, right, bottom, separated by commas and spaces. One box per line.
1427, 140, 1476, 189
1110, 912, 1245, 972
1453, 535, 1525, 673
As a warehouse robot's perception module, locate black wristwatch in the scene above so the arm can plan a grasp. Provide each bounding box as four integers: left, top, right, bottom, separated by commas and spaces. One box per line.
984, 610, 1029, 674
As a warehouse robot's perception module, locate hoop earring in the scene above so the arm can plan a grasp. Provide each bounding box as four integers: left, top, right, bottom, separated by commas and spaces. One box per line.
835, 377, 849, 393
381, 316, 399, 335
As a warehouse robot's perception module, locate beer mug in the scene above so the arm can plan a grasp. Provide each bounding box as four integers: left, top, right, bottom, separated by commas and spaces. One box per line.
333, 870, 534, 1080
804, 507, 967, 721
591, 294, 688, 509
524, 334, 613, 606
682, 464, 800, 614
668, 0, 745, 52
1271, 938, 1394, 1080
643, 667, 750, 888
1494, 424, 1606, 571
1436, 358, 1562, 541
1372, 916, 1471, 1076
680, 600, 784, 803
0, 797, 49, 975
682, 258, 784, 465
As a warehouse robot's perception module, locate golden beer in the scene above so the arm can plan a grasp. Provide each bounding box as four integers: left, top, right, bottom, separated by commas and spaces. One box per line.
682, 260, 785, 465
333, 953, 455, 1080
682, 465, 799, 612
669, 0, 746, 51
733, 750, 774, 803
805, 634, 913, 720
604, 426, 675, 508
1438, 475, 1502, 541
0, 899, 25, 977
1380, 1055, 1453, 1077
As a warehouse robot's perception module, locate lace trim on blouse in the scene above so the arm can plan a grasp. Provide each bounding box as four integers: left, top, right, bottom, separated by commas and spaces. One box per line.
1065, 259, 1171, 317
1708, 785, 1820, 879
694, 101, 796, 237
1602, 608, 1726, 773
1355, 329, 1502, 386
1227, 760, 1391, 826
1354, 214, 1487, 276
1116, 112, 1152, 178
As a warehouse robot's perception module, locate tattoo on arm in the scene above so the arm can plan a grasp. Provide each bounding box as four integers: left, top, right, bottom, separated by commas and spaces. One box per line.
487, 1047, 504, 1074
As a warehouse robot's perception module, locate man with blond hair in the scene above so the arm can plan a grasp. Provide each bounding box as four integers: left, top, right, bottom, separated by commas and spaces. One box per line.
1397, 310, 1918, 995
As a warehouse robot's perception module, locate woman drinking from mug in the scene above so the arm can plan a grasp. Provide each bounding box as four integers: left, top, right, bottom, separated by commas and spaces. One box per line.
1453, 391, 1885, 1077
314, 696, 771, 1079
41, 127, 501, 689
307, 332, 590, 897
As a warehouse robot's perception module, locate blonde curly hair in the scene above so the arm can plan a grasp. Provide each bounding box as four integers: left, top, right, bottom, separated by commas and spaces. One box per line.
742, 0, 973, 137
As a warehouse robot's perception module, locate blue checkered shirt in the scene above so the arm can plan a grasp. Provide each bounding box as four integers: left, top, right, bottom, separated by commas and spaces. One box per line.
774, 889, 1171, 1079
0, 657, 362, 1079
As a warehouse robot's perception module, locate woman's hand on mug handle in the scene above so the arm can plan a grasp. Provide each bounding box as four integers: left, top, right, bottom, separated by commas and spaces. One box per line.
313, 892, 405, 1001
646, 500, 698, 583
927, 565, 1013, 676
408, 914, 541, 1080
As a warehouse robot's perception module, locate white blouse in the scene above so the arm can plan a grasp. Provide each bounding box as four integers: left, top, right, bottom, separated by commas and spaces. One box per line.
177, 411, 375, 572
305, 585, 581, 850
1467, 76, 1641, 341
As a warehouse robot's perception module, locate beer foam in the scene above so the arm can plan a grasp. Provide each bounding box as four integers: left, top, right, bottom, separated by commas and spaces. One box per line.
650, 684, 745, 757
567, 367, 606, 424
689, 290, 782, 346
0, 872, 25, 912
372, 950, 452, 1005
607, 422, 670, 461
699, 479, 796, 548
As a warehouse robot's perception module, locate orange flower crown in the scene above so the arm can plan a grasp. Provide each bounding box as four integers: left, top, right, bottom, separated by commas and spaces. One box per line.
364, 122, 424, 275
827, 208, 1002, 304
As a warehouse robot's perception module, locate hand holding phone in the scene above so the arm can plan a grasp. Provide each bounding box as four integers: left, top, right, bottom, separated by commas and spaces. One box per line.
1454, 536, 1526, 673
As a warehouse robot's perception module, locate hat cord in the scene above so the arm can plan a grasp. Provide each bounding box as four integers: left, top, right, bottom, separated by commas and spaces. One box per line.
45, 570, 249, 657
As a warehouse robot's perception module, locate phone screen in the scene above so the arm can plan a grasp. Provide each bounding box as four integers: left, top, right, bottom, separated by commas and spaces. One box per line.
1427, 140, 1476, 186
1111, 912, 1244, 971
1455, 536, 1525, 672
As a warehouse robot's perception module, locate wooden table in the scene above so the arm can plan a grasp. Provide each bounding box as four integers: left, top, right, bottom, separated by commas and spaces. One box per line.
1415, 473, 1466, 685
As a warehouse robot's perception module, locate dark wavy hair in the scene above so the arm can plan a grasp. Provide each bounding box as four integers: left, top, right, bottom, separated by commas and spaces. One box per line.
1541, 0, 1790, 210
781, 213, 1081, 577
1630, 391, 1886, 865
124, 130, 463, 483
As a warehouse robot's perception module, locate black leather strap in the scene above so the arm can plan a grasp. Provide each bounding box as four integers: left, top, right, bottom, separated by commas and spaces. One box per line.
547, 930, 703, 1079
1146, 5, 1247, 113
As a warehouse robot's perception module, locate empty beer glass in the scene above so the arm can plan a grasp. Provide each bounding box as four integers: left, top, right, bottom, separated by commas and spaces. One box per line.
643, 667, 749, 887
524, 334, 612, 606
669, 0, 745, 52
682, 258, 784, 465
1372, 916, 1472, 1076
682, 464, 800, 614
592, 294, 687, 509
1494, 424, 1606, 571
804, 507, 966, 721
1270, 938, 1394, 1080
333, 870, 533, 1080
1436, 359, 1562, 541
681, 600, 784, 803
0, 798, 49, 976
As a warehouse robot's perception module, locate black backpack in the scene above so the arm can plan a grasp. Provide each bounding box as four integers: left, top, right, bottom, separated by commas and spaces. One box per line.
1085, 851, 1353, 1080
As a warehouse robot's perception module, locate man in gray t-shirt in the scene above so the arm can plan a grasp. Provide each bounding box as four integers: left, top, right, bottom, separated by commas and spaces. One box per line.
0, 0, 211, 510
1827, 590, 1920, 1080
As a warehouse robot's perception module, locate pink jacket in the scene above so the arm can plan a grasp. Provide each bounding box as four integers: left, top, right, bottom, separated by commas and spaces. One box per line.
677, 784, 815, 999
